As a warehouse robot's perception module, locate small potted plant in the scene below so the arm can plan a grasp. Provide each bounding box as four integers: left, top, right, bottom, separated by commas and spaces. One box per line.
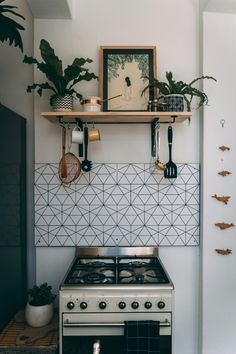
25, 282, 56, 327
23, 39, 98, 111
142, 71, 216, 112
0, 0, 25, 52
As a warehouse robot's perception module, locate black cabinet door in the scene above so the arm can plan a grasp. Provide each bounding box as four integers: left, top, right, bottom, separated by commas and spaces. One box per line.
0, 104, 27, 330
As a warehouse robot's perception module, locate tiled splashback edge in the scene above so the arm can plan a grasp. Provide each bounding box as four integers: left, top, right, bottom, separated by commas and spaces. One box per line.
34, 163, 200, 247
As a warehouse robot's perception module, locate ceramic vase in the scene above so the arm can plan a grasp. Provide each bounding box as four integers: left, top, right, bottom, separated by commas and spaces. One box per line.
165, 94, 184, 111
52, 94, 73, 112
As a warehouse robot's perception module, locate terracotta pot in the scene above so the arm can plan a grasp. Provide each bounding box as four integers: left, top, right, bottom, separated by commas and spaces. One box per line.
25, 302, 53, 327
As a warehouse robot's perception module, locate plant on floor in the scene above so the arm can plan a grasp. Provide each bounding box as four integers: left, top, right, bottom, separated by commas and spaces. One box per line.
0, 0, 25, 52
142, 71, 217, 111
28, 282, 56, 306
23, 39, 98, 109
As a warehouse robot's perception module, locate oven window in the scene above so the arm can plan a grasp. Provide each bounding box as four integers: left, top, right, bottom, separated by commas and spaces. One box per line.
62, 336, 171, 354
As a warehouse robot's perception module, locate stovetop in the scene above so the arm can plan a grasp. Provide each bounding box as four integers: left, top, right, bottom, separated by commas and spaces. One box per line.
63, 255, 170, 285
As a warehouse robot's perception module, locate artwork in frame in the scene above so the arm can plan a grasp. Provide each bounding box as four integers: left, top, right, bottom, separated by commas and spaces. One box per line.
100, 46, 157, 111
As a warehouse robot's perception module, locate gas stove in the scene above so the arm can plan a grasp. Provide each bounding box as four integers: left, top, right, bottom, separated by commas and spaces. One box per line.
59, 248, 174, 354
63, 255, 170, 285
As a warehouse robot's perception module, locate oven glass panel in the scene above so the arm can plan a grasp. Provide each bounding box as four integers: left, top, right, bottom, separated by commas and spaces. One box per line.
62, 336, 171, 354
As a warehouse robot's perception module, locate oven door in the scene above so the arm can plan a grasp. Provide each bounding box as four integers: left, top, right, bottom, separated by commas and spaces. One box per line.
61, 313, 172, 354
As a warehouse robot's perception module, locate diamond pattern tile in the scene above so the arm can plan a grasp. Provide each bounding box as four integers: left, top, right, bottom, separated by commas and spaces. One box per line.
34, 163, 200, 247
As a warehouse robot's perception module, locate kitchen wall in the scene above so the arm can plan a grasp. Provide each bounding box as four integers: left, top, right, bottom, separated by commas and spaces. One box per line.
34, 1, 201, 354
201, 10, 236, 354
0, 0, 35, 286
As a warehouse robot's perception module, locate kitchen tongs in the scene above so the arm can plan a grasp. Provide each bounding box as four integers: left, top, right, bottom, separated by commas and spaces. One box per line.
164, 125, 177, 179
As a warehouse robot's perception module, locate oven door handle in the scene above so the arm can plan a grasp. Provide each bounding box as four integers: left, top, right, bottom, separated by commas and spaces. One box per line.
63, 320, 171, 328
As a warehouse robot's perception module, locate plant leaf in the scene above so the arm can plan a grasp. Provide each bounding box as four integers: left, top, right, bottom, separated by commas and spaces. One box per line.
40, 39, 63, 77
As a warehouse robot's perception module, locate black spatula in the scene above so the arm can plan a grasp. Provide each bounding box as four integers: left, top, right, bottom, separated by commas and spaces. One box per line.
81, 126, 92, 172
164, 126, 177, 179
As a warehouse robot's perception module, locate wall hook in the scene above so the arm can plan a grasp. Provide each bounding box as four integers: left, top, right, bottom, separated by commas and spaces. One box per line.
220, 119, 225, 128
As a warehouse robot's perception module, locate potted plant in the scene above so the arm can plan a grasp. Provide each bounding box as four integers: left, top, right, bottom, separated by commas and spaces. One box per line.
25, 282, 56, 327
0, 0, 25, 52
23, 39, 98, 111
142, 71, 216, 112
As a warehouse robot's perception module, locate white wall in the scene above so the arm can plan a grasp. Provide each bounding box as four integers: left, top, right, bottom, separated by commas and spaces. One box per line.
0, 0, 35, 286
35, 1, 201, 354
201, 11, 236, 354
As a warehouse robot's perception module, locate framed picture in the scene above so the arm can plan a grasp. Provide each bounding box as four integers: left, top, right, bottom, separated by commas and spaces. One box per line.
100, 46, 157, 111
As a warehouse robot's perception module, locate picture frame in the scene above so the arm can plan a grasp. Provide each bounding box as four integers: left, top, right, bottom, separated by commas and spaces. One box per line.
99, 46, 157, 112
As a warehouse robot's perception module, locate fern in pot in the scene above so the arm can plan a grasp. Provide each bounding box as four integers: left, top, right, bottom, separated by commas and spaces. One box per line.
25, 283, 56, 327
142, 71, 216, 112
23, 39, 98, 111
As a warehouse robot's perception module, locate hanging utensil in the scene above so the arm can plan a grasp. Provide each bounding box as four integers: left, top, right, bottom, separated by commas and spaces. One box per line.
81, 126, 92, 172
155, 122, 166, 171
164, 125, 177, 179
59, 125, 67, 179
59, 124, 81, 184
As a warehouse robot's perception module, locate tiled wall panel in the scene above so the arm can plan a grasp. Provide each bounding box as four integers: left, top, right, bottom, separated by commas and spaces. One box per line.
35, 163, 200, 247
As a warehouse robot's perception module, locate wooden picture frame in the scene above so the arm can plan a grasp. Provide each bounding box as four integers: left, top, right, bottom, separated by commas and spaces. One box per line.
99, 46, 157, 111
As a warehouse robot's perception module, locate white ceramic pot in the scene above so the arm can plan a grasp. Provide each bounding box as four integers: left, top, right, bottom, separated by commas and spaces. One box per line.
25, 302, 53, 327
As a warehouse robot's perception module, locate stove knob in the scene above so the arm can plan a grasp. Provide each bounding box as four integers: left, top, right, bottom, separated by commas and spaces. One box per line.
157, 301, 165, 309
131, 301, 139, 310
118, 301, 126, 310
67, 301, 75, 310
80, 302, 88, 310
144, 301, 152, 309
99, 301, 107, 310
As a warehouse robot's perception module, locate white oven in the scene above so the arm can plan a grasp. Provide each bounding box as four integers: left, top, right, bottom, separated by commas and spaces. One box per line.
59, 248, 174, 354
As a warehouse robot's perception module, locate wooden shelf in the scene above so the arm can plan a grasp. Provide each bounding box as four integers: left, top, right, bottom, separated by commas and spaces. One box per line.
41, 111, 192, 124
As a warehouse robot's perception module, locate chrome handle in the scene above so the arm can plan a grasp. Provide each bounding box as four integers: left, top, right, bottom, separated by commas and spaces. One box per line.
63, 320, 171, 328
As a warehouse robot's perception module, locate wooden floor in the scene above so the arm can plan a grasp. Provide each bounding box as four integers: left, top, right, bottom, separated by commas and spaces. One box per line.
0, 312, 58, 353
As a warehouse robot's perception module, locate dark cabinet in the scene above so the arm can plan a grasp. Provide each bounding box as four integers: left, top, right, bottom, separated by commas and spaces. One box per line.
0, 104, 27, 330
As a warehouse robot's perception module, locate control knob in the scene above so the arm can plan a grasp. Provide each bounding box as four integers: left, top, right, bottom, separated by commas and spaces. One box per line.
118, 301, 126, 309
144, 301, 152, 309
99, 301, 107, 310
80, 302, 88, 310
157, 301, 165, 309
131, 301, 139, 309
67, 301, 75, 310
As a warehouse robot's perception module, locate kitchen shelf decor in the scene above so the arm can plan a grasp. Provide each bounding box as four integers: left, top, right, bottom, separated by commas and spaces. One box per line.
41, 111, 192, 124
212, 194, 231, 205
218, 170, 231, 177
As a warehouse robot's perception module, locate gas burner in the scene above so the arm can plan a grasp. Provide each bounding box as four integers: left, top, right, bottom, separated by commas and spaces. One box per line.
85, 261, 109, 267
127, 260, 149, 267
82, 272, 106, 283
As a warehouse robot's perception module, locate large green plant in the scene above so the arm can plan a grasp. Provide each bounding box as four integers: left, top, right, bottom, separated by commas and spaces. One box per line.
23, 39, 98, 105
28, 283, 56, 306
0, 0, 25, 52
143, 71, 216, 111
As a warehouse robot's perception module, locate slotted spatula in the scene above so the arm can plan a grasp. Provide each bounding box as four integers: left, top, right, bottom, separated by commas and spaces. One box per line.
81, 126, 92, 172
164, 125, 177, 179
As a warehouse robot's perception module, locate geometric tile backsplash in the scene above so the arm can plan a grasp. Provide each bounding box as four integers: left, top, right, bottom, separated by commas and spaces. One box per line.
35, 163, 200, 247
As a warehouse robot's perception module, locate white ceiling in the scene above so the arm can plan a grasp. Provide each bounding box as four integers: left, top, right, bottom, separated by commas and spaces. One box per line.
205, 0, 236, 13
27, 0, 72, 19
